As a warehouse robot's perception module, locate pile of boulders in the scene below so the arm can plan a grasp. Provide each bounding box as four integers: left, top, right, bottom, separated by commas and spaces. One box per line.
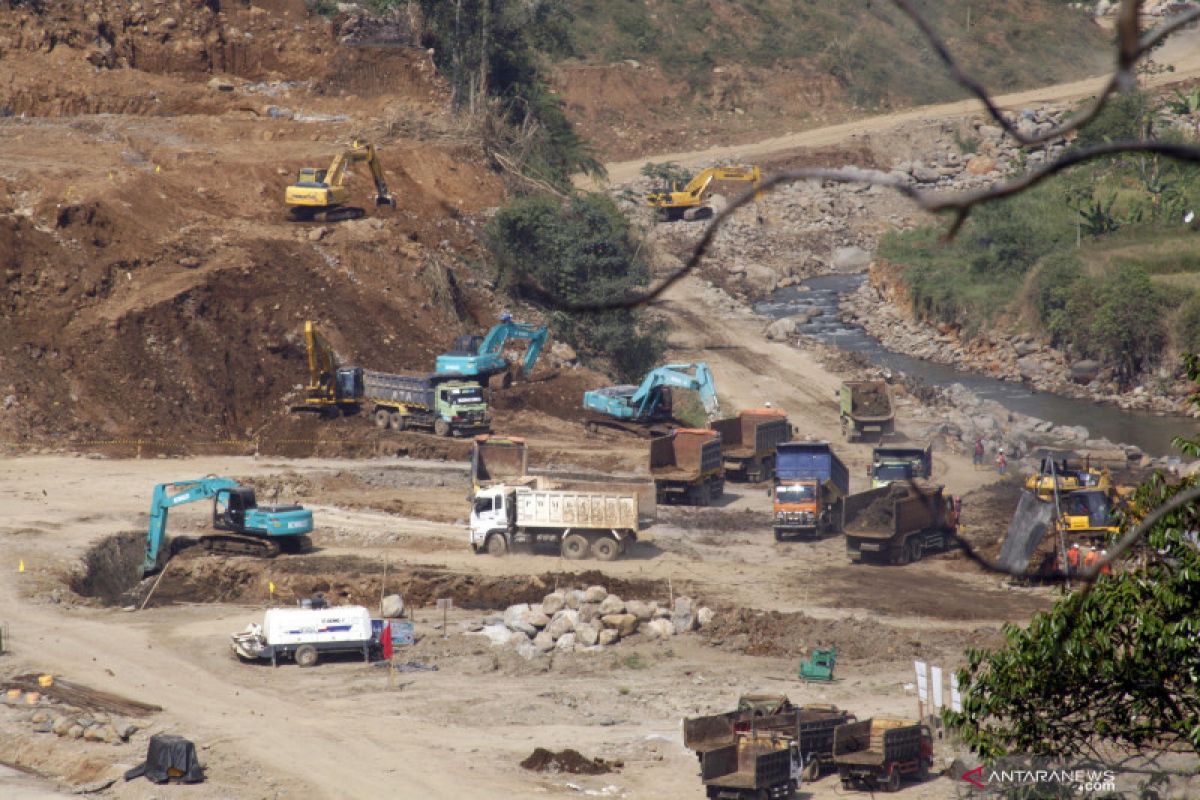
3, 691, 138, 745
473, 585, 714, 658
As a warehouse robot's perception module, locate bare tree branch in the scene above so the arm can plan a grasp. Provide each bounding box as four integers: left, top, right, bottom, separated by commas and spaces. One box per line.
522, 140, 1200, 311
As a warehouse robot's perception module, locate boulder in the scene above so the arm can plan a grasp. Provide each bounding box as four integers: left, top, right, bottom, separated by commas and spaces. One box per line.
532, 631, 556, 652
381, 594, 405, 619
83, 724, 107, 741
626, 600, 654, 621
541, 592, 566, 615
516, 640, 540, 660
911, 165, 940, 183
547, 609, 578, 639
697, 607, 715, 628
117, 723, 138, 741
550, 341, 578, 365
68, 725, 84, 740
1070, 360, 1101, 384
765, 317, 798, 341
564, 589, 586, 610
672, 596, 696, 634
598, 629, 620, 646
503, 603, 531, 630
832, 246, 871, 271
601, 613, 639, 637
584, 585, 608, 603
743, 264, 778, 295
526, 610, 550, 629
555, 633, 577, 651
644, 619, 675, 640
576, 623, 599, 647
52, 716, 72, 736
598, 594, 625, 615
577, 602, 600, 624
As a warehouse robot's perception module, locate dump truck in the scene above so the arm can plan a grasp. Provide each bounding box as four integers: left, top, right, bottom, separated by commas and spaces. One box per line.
832, 717, 933, 792
685, 697, 856, 784
230, 606, 375, 668
470, 434, 528, 491
870, 445, 932, 488
468, 484, 639, 560
772, 442, 850, 540
843, 480, 960, 564
839, 381, 894, 442
651, 428, 724, 506
700, 732, 802, 800
710, 409, 792, 483
364, 371, 490, 437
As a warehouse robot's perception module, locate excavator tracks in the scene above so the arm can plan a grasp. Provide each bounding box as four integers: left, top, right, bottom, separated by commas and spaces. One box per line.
200, 534, 283, 559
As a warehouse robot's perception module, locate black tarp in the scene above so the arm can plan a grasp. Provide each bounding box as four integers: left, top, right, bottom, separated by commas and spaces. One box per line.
124, 734, 205, 784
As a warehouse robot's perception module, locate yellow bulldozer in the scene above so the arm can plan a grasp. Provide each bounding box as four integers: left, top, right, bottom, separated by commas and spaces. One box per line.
285, 139, 394, 222
646, 165, 762, 222
1023, 451, 1110, 501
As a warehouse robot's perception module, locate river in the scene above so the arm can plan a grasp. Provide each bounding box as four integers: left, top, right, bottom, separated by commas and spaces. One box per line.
754, 274, 1195, 458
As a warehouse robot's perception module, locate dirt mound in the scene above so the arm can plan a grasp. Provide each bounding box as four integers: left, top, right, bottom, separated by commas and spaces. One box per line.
701, 607, 1001, 664
520, 748, 614, 775
851, 384, 891, 416
490, 369, 607, 423
65, 542, 672, 611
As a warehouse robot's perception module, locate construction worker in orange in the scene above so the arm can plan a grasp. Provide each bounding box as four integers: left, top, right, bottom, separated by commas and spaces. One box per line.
1099, 549, 1112, 575
1066, 543, 1081, 576
1082, 547, 1100, 574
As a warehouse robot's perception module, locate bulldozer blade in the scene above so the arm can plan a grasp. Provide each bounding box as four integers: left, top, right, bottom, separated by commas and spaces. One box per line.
997, 490, 1055, 575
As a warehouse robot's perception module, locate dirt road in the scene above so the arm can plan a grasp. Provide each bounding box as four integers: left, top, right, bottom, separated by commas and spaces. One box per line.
597, 25, 1200, 184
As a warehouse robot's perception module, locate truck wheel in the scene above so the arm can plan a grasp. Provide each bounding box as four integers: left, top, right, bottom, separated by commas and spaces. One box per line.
917, 760, 930, 781
561, 533, 590, 560
295, 644, 318, 668
885, 767, 901, 792
908, 539, 922, 563
802, 759, 820, 782
774, 529, 786, 542
390, 411, 407, 431
894, 541, 911, 566
592, 535, 620, 562
434, 418, 450, 437
374, 409, 391, 429
485, 533, 509, 557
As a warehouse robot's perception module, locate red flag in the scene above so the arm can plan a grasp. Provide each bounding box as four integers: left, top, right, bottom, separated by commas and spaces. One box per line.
382, 623, 393, 660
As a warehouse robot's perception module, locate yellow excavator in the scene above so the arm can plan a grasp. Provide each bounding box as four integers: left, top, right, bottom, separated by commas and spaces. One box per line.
646, 165, 762, 222
1024, 451, 1110, 501
285, 139, 394, 221
289, 321, 363, 418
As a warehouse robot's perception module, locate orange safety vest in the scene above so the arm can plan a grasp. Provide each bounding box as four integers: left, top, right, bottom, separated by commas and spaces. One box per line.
1066, 547, 1081, 570
1082, 549, 1099, 571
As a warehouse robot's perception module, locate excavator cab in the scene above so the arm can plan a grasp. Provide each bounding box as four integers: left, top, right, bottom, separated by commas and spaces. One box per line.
214, 487, 258, 532
295, 167, 328, 187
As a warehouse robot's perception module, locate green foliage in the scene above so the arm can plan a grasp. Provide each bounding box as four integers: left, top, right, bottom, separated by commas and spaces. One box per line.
946, 358, 1200, 758
1082, 264, 1168, 386
1177, 298, 1200, 356
306, 0, 339, 16
487, 193, 665, 381
1072, 91, 1153, 148
416, 0, 599, 188
640, 162, 692, 191
1030, 252, 1084, 347
1164, 87, 1200, 117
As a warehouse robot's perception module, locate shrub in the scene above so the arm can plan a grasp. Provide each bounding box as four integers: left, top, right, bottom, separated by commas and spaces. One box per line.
488, 193, 666, 380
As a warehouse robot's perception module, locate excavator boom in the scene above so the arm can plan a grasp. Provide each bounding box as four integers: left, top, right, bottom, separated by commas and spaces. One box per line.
583, 362, 720, 433
435, 322, 549, 381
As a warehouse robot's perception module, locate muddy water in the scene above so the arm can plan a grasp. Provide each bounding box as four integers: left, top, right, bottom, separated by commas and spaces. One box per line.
754, 274, 1194, 457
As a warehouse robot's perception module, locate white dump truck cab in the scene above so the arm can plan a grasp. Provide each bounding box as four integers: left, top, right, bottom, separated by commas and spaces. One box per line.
469, 486, 512, 553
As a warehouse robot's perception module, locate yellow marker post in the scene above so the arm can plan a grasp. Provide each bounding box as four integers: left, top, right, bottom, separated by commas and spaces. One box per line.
18, 560, 24, 573
268, 580, 275, 601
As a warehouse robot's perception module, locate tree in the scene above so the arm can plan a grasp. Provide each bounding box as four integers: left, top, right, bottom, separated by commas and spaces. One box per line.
945, 358, 1200, 760
487, 193, 665, 380
1085, 264, 1167, 388
415, 0, 600, 188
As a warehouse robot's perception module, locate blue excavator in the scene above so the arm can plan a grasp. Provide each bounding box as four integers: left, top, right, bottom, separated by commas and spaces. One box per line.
435, 320, 549, 389
583, 363, 720, 436
141, 477, 314, 575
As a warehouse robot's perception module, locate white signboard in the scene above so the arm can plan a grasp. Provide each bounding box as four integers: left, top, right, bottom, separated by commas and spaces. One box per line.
931, 666, 944, 709
914, 660, 928, 703
951, 673, 963, 713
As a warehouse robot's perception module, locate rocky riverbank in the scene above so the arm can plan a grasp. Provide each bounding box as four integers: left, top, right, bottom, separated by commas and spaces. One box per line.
841, 261, 1194, 416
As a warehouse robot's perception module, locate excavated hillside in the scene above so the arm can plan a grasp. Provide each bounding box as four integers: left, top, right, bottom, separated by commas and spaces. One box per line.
0, 0, 603, 449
